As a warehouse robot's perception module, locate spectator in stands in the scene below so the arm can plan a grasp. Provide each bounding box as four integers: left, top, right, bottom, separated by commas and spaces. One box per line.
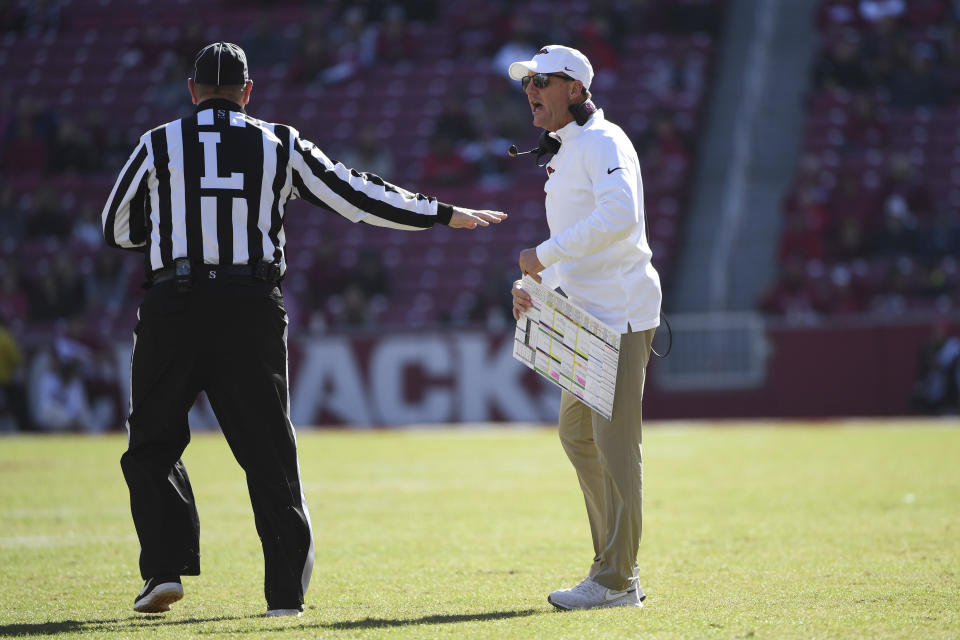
817, 0, 863, 32
337, 0, 386, 23
462, 121, 512, 187
878, 154, 932, 220
664, 0, 723, 34
352, 249, 391, 300
152, 65, 190, 113
478, 80, 531, 143
887, 44, 945, 109
842, 91, 888, 149
29, 266, 81, 324
915, 209, 960, 260
434, 96, 478, 144
468, 267, 514, 329
779, 210, 826, 262
0, 184, 23, 238
641, 111, 692, 171
760, 258, 817, 317
337, 125, 395, 180
306, 239, 346, 311
376, 5, 418, 61
289, 38, 329, 85
870, 195, 917, 255
29, 348, 97, 431
577, 12, 621, 74
101, 125, 143, 171
910, 322, 959, 414
85, 252, 130, 314
242, 14, 294, 68
22, 0, 59, 38
859, 0, 906, 24
0, 313, 30, 431
8, 95, 59, 142
315, 6, 377, 86
492, 17, 538, 81
421, 132, 472, 186
49, 118, 97, 174
0, 87, 15, 141
71, 204, 103, 248
452, 7, 502, 59
828, 217, 869, 260
904, 0, 947, 26
0, 0, 26, 36
336, 283, 375, 329
2, 119, 48, 174
51, 254, 85, 316
828, 171, 877, 226
118, 24, 168, 74
649, 50, 706, 101
396, 0, 437, 22
821, 263, 865, 313
0, 263, 28, 322
812, 35, 870, 91
23, 186, 70, 239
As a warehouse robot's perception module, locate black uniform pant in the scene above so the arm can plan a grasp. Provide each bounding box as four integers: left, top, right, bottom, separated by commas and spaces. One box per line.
120, 276, 313, 609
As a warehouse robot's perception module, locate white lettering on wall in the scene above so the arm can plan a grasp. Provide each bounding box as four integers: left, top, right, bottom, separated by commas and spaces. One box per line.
370, 337, 453, 424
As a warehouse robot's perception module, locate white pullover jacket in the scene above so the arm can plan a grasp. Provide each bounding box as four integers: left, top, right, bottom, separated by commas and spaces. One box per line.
535, 109, 662, 332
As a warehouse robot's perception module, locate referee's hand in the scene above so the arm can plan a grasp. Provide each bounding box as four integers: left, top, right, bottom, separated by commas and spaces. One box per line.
449, 207, 507, 229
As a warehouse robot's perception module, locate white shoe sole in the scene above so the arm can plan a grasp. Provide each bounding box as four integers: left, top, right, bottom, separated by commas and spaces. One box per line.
265, 609, 302, 617
548, 594, 644, 610
133, 583, 184, 613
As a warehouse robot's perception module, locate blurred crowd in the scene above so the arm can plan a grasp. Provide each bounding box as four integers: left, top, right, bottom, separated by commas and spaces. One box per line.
0, 0, 719, 335
762, 0, 960, 317
0, 0, 723, 431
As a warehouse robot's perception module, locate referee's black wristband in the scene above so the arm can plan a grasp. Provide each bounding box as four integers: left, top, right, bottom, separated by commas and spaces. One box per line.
436, 203, 453, 226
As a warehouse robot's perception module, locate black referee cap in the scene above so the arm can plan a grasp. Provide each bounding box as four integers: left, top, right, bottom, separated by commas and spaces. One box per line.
192, 42, 249, 85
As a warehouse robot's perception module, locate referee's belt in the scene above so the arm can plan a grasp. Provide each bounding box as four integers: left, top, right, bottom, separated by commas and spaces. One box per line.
151, 262, 281, 286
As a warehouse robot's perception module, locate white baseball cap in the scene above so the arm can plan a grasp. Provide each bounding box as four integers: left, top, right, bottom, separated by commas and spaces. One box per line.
508, 45, 594, 90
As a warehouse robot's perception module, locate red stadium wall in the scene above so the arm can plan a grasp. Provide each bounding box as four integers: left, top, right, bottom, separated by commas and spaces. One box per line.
645, 319, 949, 419
9, 316, 953, 431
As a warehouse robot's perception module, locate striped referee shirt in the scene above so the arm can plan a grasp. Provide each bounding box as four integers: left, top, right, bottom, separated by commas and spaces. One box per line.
102, 98, 453, 276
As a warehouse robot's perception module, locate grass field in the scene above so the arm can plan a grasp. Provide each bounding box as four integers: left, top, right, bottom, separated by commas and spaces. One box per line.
0, 420, 957, 639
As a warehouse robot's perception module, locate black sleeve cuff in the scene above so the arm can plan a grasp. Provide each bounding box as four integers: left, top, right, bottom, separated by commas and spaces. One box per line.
436, 202, 454, 226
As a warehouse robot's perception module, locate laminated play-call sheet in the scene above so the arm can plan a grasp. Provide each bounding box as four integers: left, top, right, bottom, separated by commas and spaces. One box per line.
512, 275, 620, 420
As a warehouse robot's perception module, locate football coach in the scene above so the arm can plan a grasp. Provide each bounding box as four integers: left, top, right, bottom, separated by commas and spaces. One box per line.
509, 45, 662, 610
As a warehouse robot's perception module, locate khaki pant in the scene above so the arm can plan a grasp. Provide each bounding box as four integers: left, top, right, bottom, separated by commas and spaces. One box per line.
558, 326, 655, 591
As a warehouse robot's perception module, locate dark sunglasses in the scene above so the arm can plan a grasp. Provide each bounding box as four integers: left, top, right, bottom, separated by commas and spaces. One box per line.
521, 73, 574, 91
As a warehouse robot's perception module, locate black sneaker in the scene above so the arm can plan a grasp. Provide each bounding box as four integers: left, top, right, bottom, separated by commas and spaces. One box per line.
133, 575, 183, 613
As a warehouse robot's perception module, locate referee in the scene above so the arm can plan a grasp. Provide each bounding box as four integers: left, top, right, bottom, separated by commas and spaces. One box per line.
102, 42, 505, 618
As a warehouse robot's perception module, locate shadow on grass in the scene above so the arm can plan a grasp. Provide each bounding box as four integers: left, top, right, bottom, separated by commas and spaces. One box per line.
0, 614, 258, 637
315, 609, 541, 632
0, 609, 541, 636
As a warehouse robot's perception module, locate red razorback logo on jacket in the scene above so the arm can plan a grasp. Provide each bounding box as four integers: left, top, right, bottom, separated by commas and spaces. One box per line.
537, 48, 549, 55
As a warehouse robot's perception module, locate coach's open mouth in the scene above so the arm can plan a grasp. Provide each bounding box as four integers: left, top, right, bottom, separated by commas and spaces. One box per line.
531, 101, 543, 113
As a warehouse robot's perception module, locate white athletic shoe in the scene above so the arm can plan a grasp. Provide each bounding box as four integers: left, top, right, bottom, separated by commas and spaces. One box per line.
133, 577, 184, 613
548, 577, 644, 610
265, 608, 303, 617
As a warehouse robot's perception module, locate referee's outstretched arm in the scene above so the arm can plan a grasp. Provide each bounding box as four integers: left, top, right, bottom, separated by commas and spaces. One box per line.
288, 134, 505, 231
101, 126, 505, 261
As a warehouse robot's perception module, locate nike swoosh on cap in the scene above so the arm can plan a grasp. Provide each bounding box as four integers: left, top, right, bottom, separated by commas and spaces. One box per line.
607, 167, 624, 174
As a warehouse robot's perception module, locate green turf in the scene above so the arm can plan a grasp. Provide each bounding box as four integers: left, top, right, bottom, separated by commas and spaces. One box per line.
0, 421, 957, 639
